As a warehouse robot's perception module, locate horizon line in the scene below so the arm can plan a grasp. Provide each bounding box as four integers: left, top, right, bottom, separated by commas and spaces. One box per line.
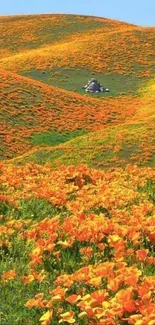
0, 12, 152, 28
0, 12, 154, 28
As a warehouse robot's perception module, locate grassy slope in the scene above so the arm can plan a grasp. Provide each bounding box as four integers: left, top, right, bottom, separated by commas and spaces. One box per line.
1, 20, 155, 77
0, 14, 128, 59
0, 14, 155, 166
0, 68, 139, 159
0, 15, 155, 97
0, 15, 155, 325
10, 122, 155, 168
11, 79, 155, 168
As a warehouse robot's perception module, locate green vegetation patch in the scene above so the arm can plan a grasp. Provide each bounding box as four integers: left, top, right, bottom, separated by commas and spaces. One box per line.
31, 129, 88, 147
22, 68, 148, 97
14, 122, 155, 169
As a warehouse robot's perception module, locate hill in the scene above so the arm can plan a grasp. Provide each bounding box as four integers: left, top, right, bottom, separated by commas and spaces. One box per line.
10, 118, 155, 169
0, 14, 154, 163
0, 15, 155, 97
9, 78, 155, 167
0, 14, 131, 59
0, 68, 139, 159
0, 14, 155, 325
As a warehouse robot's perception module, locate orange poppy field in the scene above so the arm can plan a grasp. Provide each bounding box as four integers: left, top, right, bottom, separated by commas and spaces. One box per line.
0, 14, 155, 325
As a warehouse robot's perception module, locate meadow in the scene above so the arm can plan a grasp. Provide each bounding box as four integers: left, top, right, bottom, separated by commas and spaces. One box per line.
0, 14, 155, 325
0, 163, 155, 325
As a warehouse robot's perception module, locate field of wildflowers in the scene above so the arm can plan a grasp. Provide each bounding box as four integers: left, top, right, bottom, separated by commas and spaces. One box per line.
0, 68, 140, 159
0, 15, 125, 59
0, 16, 155, 79
1, 68, 154, 167
0, 163, 155, 324
0, 14, 155, 325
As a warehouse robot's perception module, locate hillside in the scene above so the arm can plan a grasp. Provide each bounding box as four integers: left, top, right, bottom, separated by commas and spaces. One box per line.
1, 15, 154, 75
0, 15, 155, 97
11, 120, 155, 168
0, 13, 155, 325
1, 68, 154, 166
0, 68, 139, 159
0, 14, 155, 163
1, 26, 155, 77
0, 14, 131, 59
10, 109, 155, 169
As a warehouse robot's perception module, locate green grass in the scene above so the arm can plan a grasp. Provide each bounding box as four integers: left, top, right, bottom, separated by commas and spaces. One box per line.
22, 68, 148, 97
13, 122, 155, 168
0, 282, 42, 325
0, 198, 66, 222
31, 130, 88, 146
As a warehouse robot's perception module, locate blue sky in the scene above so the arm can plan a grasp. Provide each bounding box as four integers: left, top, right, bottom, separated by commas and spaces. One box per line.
1, 0, 155, 26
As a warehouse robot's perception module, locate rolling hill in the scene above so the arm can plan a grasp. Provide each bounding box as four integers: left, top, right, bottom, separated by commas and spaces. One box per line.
0, 68, 140, 159
0, 14, 155, 97
9, 78, 155, 168
0, 13, 155, 325
0, 14, 130, 59
0, 14, 155, 162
